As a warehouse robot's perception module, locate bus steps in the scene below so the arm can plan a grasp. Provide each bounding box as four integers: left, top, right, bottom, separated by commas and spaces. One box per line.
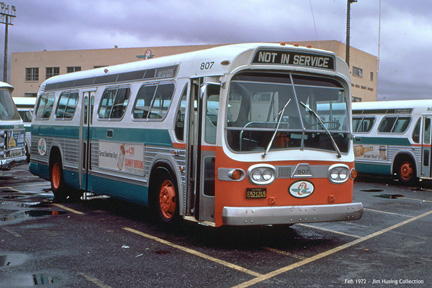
81, 192, 111, 201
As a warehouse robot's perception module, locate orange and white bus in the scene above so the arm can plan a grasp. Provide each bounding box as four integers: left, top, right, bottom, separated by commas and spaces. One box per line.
30, 43, 363, 226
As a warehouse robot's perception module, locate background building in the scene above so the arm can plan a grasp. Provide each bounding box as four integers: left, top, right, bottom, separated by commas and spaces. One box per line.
10, 41, 377, 102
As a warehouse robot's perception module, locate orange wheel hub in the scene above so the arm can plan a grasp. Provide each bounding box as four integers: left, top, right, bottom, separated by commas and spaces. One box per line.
400, 162, 413, 181
52, 162, 61, 189
159, 180, 176, 219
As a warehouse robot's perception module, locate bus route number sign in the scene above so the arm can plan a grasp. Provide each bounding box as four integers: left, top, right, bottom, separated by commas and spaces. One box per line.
252, 49, 335, 71
246, 188, 267, 199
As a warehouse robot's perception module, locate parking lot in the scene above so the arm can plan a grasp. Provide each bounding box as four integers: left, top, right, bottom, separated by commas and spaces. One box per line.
1, 165, 431, 287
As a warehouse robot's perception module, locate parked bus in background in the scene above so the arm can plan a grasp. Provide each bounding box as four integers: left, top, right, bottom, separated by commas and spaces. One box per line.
30, 43, 362, 227
352, 100, 432, 185
0, 81, 27, 170
13, 97, 36, 161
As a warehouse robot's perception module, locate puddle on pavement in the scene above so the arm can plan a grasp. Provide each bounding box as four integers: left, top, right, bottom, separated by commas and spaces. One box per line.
33, 273, 58, 285
375, 194, 405, 199
0, 253, 28, 267
1, 210, 66, 223
361, 189, 384, 192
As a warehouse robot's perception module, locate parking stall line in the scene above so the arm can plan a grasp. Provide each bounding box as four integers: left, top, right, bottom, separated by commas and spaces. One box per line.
402, 197, 432, 204
298, 223, 362, 239
263, 247, 305, 260
123, 227, 263, 277
52, 203, 85, 215
78, 273, 113, 288
364, 207, 414, 218
232, 209, 432, 288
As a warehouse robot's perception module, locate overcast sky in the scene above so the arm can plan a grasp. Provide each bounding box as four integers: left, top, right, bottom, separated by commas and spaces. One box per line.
1, 0, 431, 100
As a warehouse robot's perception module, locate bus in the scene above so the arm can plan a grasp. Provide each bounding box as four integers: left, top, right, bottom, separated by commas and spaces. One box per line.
353, 99, 432, 184
13, 97, 36, 161
0, 81, 27, 170
29, 43, 363, 227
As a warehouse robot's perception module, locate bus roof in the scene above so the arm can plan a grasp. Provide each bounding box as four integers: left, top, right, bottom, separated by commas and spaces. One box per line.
0, 81, 13, 91
353, 99, 432, 114
40, 43, 342, 93
12, 97, 36, 108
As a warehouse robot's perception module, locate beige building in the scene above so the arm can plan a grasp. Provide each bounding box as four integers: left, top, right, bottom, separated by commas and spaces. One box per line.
10, 41, 377, 102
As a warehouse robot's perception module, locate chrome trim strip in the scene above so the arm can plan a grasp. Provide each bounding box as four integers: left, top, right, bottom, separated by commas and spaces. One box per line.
222, 203, 363, 226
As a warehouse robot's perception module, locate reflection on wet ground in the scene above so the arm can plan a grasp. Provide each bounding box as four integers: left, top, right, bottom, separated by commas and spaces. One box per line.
0, 186, 63, 226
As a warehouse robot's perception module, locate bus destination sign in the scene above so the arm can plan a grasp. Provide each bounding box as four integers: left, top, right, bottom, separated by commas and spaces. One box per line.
252, 50, 335, 71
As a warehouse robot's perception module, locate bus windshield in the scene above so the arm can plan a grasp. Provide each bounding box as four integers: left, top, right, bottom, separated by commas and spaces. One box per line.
226, 72, 349, 153
0, 89, 21, 120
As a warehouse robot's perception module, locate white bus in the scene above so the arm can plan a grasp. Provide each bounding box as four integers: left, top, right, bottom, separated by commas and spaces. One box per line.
13, 97, 36, 161
30, 43, 363, 227
353, 99, 432, 184
0, 82, 27, 170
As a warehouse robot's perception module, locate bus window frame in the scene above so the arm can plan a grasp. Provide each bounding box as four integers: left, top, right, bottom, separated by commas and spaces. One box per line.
378, 115, 412, 134
353, 116, 376, 133
97, 85, 131, 121
35, 92, 56, 120
54, 90, 79, 121
131, 81, 176, 122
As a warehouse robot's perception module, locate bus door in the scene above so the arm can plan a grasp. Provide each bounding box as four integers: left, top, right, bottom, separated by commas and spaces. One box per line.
187, 79, 220, 222
421, 115, 432, 178
79, 90, 96, 191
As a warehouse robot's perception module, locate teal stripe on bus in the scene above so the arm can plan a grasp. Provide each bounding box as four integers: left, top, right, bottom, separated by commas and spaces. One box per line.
32, 125, 79, 138
355, 162, 392, 176
33, 125, 173, 146
354, 137, 411, 146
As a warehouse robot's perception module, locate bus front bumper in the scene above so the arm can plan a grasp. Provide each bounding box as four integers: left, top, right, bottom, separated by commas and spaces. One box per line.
222, 203, 363, 226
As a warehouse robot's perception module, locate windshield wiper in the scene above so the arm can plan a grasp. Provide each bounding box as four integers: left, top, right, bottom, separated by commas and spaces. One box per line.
262, 99, 291, 158
299, 101, 342, 158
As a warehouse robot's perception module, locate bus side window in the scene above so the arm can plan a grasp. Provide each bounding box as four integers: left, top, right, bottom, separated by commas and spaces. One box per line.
205, 85, 220, 144
148, 84, 175, 119
175, 84, 188, 141
99, 87, 130, 120
133, 85, 157, 119
412, 118, 421, 143
424, 118, 431, 145
35, 93, 55, 119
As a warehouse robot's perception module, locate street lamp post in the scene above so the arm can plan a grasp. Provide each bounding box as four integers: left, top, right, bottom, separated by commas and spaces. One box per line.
346, 0, 357, 67
0, 2, 16, 83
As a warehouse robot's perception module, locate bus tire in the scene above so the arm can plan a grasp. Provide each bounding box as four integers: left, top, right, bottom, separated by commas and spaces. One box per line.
395, 157, 417, 185
50, 152, 69, 202
150, 167, 179, 225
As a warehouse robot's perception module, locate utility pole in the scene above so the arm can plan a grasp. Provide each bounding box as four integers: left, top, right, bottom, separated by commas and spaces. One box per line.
346, 0, 357, 67
0, 2, 16, 83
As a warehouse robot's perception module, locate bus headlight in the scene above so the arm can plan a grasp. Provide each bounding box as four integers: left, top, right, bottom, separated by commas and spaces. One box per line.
328, 164, 350, 184
248, 164, 276, 185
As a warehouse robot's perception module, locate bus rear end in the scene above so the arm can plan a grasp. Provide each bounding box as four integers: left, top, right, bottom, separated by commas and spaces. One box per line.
0, 82, 27, 170
212, 46, 363, 226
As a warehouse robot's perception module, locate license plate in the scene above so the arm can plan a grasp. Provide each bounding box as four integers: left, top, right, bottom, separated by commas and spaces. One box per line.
246, 188, 267, 199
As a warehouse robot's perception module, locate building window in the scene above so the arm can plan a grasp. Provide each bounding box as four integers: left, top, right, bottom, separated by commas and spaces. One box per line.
25, 67, 39, 81
46, 67, 59, 79
352, 96, 362, 102
370, 72, 374, 81
67, 66, 81, 73
353, 66, 363, 78
94, 65, 107, 69
24, 93, 37, 97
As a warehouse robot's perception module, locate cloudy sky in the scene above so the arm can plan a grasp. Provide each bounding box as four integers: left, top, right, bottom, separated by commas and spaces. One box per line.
1, 0, 431, 100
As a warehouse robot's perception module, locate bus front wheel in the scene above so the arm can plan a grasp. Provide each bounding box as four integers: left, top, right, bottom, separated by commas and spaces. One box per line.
50, 155, 68, 202
151, 168, 179, 225
396, 158, 417, 185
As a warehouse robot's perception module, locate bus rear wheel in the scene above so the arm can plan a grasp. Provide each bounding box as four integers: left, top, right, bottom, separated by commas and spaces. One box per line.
151, 168, 179, 225
396, 158, 417, 185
